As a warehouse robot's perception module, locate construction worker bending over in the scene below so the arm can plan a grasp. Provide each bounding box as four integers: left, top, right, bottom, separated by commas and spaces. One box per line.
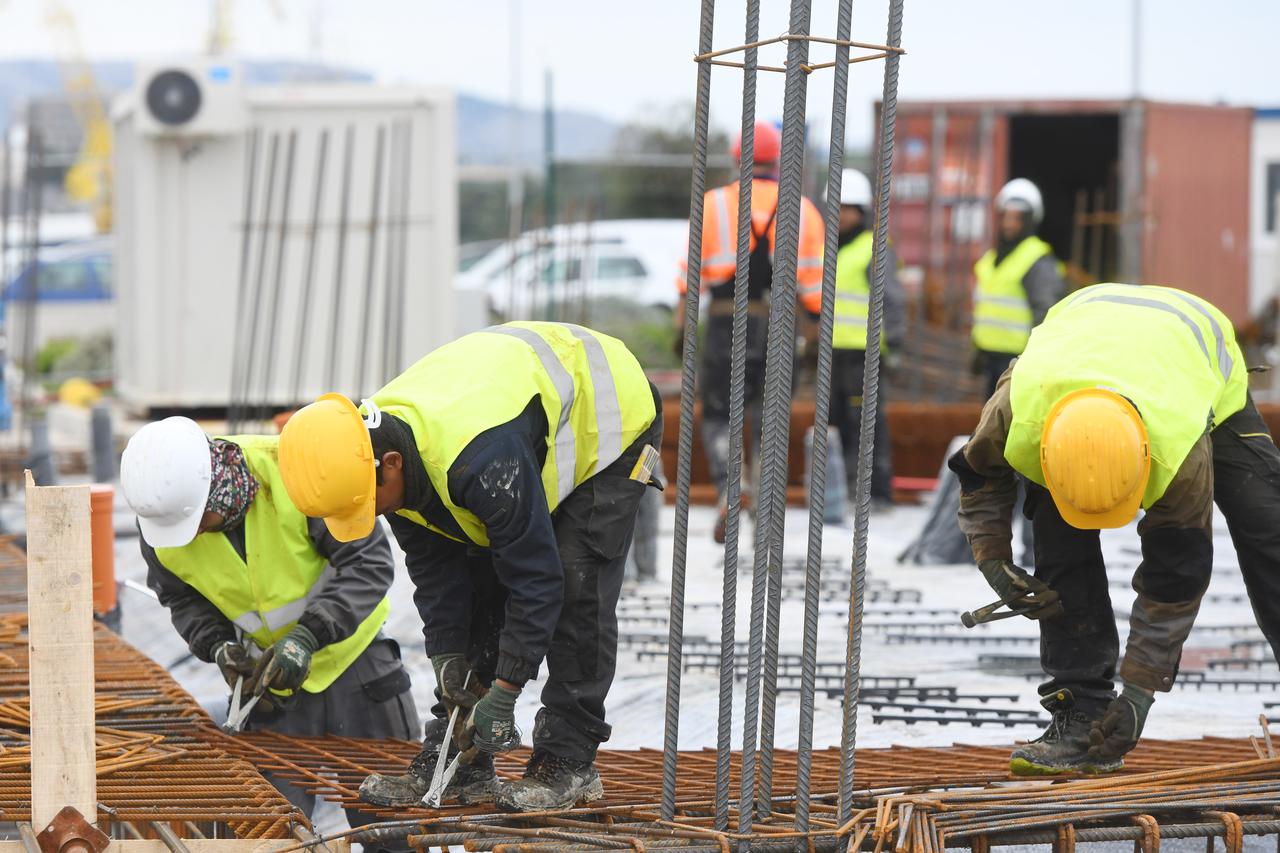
821, 168, 906, 511
279, 321, 662, 812
120, 421, 419, 833
970, 178, 1066, 398
676, 120, 824, 542
950, 283, 1280, 774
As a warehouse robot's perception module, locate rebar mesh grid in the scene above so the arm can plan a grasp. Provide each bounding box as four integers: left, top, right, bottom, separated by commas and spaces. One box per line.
0, 538, 299, 839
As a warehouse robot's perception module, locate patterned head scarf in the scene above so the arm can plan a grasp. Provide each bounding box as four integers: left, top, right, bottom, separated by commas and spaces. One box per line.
205, 439, 259, 530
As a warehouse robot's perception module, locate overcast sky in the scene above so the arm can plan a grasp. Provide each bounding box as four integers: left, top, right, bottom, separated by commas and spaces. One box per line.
3, 0, 1278, 148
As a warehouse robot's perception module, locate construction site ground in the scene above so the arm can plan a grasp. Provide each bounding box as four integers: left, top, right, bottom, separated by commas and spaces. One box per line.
106, 495, 1280, 840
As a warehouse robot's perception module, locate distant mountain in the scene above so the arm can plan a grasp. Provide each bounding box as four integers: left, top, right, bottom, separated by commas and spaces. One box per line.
0, 60, 617, 166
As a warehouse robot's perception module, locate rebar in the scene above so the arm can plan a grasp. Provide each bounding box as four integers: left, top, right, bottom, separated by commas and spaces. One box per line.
290, 127, 330, 406
353, 123, 386, 398
715, 0, 760, 833
325, 124, 356, 390
255, 128, 298, 423
232, 131, 280, 431
840, 0, 905, 827
796, 0, 854, 838
661, 0, 715, 823
228, 127, 261, 428
754, 0, 813, 820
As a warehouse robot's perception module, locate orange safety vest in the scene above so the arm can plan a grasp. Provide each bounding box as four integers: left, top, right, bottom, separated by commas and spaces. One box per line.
677, 178, 825, 310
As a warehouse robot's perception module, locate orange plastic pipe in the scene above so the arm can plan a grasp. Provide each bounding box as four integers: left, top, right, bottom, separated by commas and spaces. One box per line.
89, 484, 117, 615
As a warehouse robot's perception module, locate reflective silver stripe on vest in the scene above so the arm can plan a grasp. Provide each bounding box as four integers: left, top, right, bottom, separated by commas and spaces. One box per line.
231, 563, 340, 641
798, 257, 824, 269
484, 325, 579, 503
835, 317, 868, 327
837, 294, 869, 306
974, 318, 1032, 332
975, 294, 1030, 308
566, 324, 623, 471
1165, 290, 1235, 381
1080, 293, 1223, 380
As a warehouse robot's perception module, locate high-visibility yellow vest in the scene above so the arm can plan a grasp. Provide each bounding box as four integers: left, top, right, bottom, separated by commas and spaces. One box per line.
156, 435, 390, 693
832, 231, 875, 351
370, 322, 658, 547
971, 236, 1053, 354
1004, 284, 1248, 508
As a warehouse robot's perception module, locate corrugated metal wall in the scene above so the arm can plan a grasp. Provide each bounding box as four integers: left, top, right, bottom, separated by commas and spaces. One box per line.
1141, 103, 1253, 322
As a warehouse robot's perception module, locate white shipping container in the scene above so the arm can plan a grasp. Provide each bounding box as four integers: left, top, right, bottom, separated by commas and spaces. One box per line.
113, 81, 457, 414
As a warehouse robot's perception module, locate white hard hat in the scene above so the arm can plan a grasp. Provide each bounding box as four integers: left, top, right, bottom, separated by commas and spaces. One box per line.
838, 168, 873, 207
121, 417, 212, 548
995, 178, 1044, 225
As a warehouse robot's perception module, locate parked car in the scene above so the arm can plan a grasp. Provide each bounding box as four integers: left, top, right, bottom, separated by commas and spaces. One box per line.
459, 219, 689, 321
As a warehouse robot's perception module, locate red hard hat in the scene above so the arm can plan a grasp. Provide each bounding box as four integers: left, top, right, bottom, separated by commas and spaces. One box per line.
732, 121, 781, 165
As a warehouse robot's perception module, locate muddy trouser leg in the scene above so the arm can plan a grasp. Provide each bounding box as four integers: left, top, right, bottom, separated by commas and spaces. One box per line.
535, 404, 663, 763
832, 348, 893, 501
1213, 395, 1280, 663
742, 313, 768, 507
250, 636, 419, 851
1026, 482, 1117, 717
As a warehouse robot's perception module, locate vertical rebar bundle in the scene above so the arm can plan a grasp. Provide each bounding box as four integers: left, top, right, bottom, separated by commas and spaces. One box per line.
662, 0, 907, 839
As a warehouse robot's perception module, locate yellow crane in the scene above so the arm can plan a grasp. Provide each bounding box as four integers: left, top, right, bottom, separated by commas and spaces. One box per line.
43, 0, 112, 233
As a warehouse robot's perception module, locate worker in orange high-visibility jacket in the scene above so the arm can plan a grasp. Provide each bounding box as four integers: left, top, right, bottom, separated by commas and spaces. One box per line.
675, 121, 826, 543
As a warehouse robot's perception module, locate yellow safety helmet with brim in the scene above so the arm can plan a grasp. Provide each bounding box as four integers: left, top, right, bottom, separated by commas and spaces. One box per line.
1040, 387, 1150, 530
278, 392, 378, 542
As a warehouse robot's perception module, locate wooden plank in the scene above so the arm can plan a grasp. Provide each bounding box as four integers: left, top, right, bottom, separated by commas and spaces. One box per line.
25, 471, 95, 828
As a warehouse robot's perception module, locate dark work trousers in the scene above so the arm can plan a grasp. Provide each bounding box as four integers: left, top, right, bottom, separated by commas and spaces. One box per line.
982, 351, 1017, 400
701, 308, 767, 503
831, 348, 892, 501
247, 636, 419, 847
1027, 395, 1280, 716
449, 402, 664, 764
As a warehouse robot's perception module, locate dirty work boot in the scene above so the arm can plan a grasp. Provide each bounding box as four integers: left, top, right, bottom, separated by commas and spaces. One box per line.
1010, 689, 1123, 776
495, 750, 604, 812
359, 717, 498, 807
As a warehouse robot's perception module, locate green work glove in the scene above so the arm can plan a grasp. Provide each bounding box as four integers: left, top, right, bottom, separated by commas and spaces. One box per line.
432, 653, 482, 717
249, 625, 319, 693
463, 682, 522, 754
1088, 683, 1154, 763
212, 639, 255, 690
976, 558, 1061, 619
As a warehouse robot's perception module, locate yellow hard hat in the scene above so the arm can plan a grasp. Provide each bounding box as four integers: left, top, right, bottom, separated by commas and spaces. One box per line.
1040, 388, 1150, 530
278, 393, 376, 542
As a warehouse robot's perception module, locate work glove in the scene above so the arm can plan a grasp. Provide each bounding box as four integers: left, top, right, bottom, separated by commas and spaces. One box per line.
212, 639, 255, 690
461, 682, 522, 754
248, 624, 319, 694
976, 558, 1062, 620
431, 653, 483, 718
1088, 683, 1154, 763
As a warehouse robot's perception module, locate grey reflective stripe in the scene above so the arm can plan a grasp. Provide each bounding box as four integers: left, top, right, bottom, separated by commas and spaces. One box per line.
975, 294, 1030, 308
232, 562, 341, 639
233, 612, 265, 635
974, 318, 1032, 332
836, 294, 869, 305
1165, 290, 1235, 381
483, 325, 578, 503
798, 257, 824, 268
566, 324, 623, 471
835, 317, 868, 327
1081, 294, 1217, 376
705, 253, 738, 267
263, 598, 307, 633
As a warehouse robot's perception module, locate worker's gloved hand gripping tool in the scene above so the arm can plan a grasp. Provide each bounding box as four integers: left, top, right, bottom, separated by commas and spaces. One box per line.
961, 558, 1063, 627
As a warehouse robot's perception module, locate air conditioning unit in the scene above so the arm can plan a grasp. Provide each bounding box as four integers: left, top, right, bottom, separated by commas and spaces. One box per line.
133, 60, 246, 137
